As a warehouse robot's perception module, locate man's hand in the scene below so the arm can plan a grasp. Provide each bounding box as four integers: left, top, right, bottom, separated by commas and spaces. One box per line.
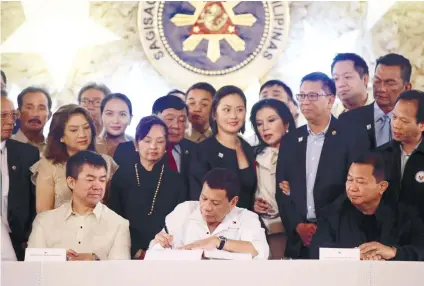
254, 197, 272, 214
66, 249, 78, 261
359, 242, 396, 260
296, 223, 317, 246
66, 250, 95, 261
279, 181, 290, 195
153, 232, 174, 248
179, 237, 219, 250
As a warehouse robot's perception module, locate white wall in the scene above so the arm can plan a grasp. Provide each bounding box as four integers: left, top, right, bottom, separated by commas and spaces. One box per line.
1, 1, 423, 137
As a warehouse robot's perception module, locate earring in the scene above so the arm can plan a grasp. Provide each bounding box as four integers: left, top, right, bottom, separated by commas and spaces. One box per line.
60, 138, 64, 143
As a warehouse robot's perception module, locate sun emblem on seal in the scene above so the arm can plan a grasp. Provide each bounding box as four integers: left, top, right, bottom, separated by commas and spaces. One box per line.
170, 1, 257, 62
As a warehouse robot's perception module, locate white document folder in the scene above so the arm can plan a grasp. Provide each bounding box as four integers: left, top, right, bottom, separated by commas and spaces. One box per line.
319, 248, 360, 260
144, 249, 203, 261
25, 248, 67, 261
203, 249, 252, 260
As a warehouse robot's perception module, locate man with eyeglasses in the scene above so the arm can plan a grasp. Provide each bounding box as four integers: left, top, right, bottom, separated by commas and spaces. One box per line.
339, 53, 412, 149
78, 83, 111, 136
11, 87, 52, 154
275, 72, 369, 259
1, 96, 39, 260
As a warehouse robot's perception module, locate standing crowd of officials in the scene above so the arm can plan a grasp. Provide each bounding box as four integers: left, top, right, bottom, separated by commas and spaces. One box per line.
1, 52, 424, 261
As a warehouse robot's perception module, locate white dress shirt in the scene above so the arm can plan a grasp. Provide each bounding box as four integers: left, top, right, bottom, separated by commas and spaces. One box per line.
149, 201, 269, 260
0, 141, 10, 232
28, 201, 131, 260
1, 217, 17, 261
172, 144, 182, 172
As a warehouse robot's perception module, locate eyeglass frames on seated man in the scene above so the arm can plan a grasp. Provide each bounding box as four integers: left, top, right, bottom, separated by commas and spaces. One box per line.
295, 93, 333, 101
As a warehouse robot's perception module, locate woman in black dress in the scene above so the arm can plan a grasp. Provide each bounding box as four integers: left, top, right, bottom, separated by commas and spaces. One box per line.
189, 85, 257, 210
109, 116, 187, 257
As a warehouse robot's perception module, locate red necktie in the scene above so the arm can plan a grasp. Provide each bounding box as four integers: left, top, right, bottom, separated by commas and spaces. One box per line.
166, 145, 178, 172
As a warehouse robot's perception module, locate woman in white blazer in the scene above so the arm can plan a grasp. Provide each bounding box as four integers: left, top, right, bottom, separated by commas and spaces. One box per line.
249, 98, 296, 259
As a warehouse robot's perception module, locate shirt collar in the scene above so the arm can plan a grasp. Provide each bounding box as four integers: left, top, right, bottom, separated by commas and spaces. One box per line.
0, 141, 6, 151
186, 127, 212, 142
339, 94, 374, 115
306, 116, 331, 136
374, 102, 392, 121
400, 139, 423, 156
65, 200, 103, 220
14, 129, 47, 145
256, 147, 279, 169
189, 203, 240, 227
14, 129, 29, 143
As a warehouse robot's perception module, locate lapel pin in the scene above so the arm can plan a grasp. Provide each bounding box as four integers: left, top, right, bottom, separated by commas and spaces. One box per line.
185, 150, 189, 155
12, 165, 16, 170
366, 124, 371, 130
415, 171, 424, 183
332, 130, 337, 135
298, 137, 303, 142
218, 152, 224, 158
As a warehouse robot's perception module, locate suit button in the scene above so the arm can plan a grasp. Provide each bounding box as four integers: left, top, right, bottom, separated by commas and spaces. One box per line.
78, 241, 81, 244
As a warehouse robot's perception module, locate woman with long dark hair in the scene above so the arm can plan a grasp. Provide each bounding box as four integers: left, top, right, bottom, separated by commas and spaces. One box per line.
31, 104, 117, 213
189, 85, 256, 210
250, 98, 295, 259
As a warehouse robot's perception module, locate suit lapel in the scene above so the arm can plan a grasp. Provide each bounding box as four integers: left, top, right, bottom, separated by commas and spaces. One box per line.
314, 117, 338, 193
294, 127, 308, 216
5, 140, 24, 220
6, 140, 22, 183
365, 104, 376, 149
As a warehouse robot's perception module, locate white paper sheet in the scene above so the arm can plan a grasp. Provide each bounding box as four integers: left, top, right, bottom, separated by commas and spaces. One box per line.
203, 249, 252, 260
319, 248, 360, 260
144, 249, 203, 261
25, 248, 66, 261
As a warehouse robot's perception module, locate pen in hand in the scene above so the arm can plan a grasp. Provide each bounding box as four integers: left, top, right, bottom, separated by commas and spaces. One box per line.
164, 224, 173, 249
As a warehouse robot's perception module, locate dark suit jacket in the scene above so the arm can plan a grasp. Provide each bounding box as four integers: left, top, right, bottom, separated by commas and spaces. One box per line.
5, 139, 39, 260
338, 103, 377, 149
377, 139, 424, 223
114, 139, 195, 198
275, 116, 369, 258
188, 136, 257, 209
109, 158, 187, 256
310, 200, 424, 261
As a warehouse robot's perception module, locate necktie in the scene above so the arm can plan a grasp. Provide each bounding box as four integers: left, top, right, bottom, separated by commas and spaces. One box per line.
166, 145, 178, 172
376, 114, 392, 147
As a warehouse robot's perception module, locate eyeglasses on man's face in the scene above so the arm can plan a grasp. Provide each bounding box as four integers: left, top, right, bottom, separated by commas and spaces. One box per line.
1, 110, 20, 121
80, 99, 102, 107
295, 93, 332, 101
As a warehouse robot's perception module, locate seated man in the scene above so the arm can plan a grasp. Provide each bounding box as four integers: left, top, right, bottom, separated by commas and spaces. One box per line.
28, 151, 130, 261
149, 168, 269, 259
310, 152, 424, 261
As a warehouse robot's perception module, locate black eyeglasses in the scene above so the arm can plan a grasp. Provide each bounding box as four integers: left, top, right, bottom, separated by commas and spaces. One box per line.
296, 93, 332, 101
80, 99, 102, 107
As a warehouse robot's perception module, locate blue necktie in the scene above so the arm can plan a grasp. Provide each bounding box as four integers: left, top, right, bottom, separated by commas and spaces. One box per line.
376, 114, 392, 147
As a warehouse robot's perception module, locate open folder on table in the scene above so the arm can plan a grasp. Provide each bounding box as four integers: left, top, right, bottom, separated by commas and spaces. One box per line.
144, 249, 252, 260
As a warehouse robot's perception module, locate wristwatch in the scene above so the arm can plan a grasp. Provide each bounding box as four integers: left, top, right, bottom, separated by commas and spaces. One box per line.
217, 236, 227, 250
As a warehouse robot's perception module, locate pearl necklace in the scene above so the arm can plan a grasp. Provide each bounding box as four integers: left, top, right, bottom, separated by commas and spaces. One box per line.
134, 163, 164, 216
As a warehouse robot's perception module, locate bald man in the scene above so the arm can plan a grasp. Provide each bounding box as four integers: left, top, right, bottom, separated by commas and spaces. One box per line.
1, 96, 39, 260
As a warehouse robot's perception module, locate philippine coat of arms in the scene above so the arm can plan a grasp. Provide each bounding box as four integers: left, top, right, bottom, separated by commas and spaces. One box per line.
138, 1, 289, 89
